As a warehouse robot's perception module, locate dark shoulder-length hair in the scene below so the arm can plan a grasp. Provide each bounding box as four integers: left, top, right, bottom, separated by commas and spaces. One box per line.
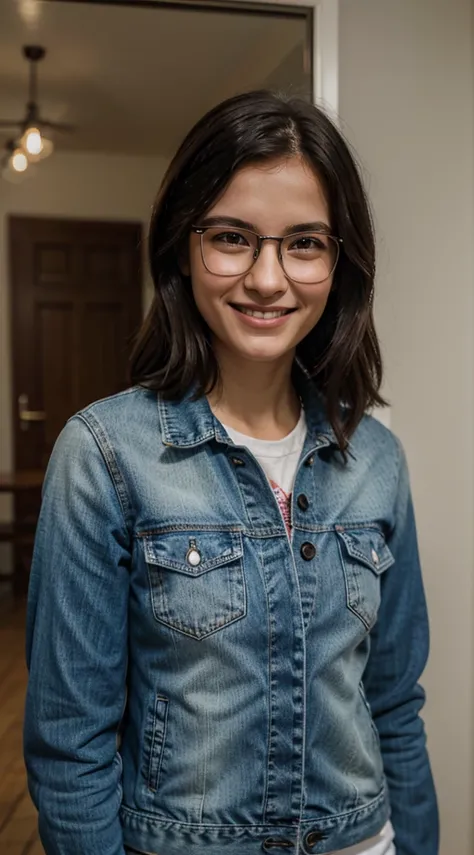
130, 89, 386, 451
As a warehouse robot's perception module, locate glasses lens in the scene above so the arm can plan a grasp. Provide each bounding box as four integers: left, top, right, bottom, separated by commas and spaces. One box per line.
201, 227, 257, 276
281, 232, 339, 283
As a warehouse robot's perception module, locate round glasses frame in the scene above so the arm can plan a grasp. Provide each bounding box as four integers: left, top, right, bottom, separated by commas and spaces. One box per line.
191, 225, 343, 285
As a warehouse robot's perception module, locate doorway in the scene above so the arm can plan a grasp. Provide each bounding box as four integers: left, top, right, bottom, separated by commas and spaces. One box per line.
9, 215, 142, 471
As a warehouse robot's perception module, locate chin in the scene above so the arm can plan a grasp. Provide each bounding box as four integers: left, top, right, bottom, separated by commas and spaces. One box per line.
234, 344, 293, 364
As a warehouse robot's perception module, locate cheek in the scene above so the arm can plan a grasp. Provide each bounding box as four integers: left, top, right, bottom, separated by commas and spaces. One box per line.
302, 281, 333, 324
191, 272, 226, 331
190, 247, 234, 324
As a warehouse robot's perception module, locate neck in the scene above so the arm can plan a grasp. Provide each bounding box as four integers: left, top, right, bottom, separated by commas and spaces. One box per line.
208, 348, 301, 440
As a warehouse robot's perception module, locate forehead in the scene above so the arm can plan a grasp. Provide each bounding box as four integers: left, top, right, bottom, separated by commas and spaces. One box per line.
208, 156, 330, 230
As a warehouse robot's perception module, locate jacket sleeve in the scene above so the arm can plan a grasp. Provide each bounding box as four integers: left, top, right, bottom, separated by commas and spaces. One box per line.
24, 415, 131, 855
362, 439, 439, 855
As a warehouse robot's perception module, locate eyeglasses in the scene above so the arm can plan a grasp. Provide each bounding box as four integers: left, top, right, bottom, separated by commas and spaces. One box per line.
191, 225, 343, 285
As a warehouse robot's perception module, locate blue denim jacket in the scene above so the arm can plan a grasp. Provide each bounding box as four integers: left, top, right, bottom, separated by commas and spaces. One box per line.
24, 379, 438, 855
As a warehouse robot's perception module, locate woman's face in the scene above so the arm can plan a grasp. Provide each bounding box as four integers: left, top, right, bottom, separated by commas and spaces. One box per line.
188, 156, 336, 367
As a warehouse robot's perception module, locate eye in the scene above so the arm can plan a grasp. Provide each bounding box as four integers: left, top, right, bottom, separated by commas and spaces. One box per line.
288, 234, 329, 253
212, 231, 251, 248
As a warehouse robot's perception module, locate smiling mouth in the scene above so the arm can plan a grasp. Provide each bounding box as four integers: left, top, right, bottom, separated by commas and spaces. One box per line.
231, 305, 295, 319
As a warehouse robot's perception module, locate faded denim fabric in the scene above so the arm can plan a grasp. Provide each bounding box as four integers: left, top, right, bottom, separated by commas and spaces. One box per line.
24, 379, 438, 855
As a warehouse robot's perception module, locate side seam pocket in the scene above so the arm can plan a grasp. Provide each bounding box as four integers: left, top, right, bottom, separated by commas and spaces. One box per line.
148, 695, 169, 793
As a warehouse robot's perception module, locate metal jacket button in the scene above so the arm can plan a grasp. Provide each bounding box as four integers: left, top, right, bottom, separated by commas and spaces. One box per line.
300, 542, 316, 561
231, 456, 245, 467
305, 829, 325, 849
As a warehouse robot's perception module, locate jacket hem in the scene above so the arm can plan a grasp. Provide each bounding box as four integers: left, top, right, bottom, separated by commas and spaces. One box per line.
121, 788, 390, 854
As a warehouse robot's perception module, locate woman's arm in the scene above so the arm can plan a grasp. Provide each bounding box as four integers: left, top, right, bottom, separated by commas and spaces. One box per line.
24, 415, 131, 855
363, 440, 439, 855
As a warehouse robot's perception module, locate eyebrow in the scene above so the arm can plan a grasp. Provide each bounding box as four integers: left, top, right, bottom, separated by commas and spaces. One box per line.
198, 216, 333, 235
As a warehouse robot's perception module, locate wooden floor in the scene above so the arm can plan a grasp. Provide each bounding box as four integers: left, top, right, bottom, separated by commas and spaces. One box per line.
0, 590, 44, 854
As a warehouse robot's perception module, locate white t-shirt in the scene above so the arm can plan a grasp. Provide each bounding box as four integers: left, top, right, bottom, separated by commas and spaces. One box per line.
222, 413, 396, 855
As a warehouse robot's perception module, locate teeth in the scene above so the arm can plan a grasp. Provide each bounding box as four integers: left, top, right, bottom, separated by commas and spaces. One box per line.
237, 307, 288, 319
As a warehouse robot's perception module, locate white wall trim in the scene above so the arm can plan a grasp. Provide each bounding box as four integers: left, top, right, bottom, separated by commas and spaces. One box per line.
244, 0, 339, 116
313, 0, 339, 117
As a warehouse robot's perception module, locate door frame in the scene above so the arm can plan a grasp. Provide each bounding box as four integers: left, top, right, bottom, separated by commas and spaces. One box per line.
257, 0, 339, 116
42, 0, 339, 117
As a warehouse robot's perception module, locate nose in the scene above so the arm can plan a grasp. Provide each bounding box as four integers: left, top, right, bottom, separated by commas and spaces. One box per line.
244, 239, 288, 298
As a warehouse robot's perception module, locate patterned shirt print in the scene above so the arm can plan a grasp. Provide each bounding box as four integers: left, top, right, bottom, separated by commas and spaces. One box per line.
270, 480, 292, 533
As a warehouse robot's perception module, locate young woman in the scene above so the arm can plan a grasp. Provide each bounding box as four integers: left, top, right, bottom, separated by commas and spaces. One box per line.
24, 90, 438, 855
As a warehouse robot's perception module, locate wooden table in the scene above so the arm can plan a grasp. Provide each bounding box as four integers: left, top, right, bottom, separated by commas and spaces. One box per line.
0, 469, 44, 492
0, 470, 44, 596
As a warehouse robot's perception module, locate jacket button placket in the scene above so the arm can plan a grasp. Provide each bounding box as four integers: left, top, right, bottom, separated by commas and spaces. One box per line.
229, 447, 306, 825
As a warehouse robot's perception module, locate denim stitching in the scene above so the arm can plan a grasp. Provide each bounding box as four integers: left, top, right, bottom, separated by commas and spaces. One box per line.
73, 413, 132, 528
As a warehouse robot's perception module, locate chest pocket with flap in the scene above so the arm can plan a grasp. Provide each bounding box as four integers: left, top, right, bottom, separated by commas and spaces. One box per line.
336, 527, 395, 630
142, 529, 246, 640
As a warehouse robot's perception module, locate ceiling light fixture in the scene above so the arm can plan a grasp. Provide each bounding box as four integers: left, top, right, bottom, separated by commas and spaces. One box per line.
1, 45, 75, 179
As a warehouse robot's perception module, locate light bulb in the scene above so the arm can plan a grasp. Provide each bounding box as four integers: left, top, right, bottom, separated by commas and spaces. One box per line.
22, 131, 54, 162
12, 149, 28, 172
23, 127, 43, 156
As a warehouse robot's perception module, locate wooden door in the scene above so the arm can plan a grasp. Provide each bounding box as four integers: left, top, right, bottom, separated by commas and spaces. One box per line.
8, 216, 142, 592
9, 215, 143, 472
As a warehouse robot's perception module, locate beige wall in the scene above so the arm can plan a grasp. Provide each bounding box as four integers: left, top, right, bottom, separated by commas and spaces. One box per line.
338, 1, 474, 852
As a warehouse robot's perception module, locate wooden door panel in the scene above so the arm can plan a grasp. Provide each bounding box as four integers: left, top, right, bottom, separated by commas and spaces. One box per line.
39, 302, 76, 463
10, 214, 142, 472
35, 243, 76, 287
9, 215, 143, 577
84, 245, 128, 287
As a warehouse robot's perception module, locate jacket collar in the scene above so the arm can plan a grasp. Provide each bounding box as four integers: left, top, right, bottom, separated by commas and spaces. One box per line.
157, 364, 349, 455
